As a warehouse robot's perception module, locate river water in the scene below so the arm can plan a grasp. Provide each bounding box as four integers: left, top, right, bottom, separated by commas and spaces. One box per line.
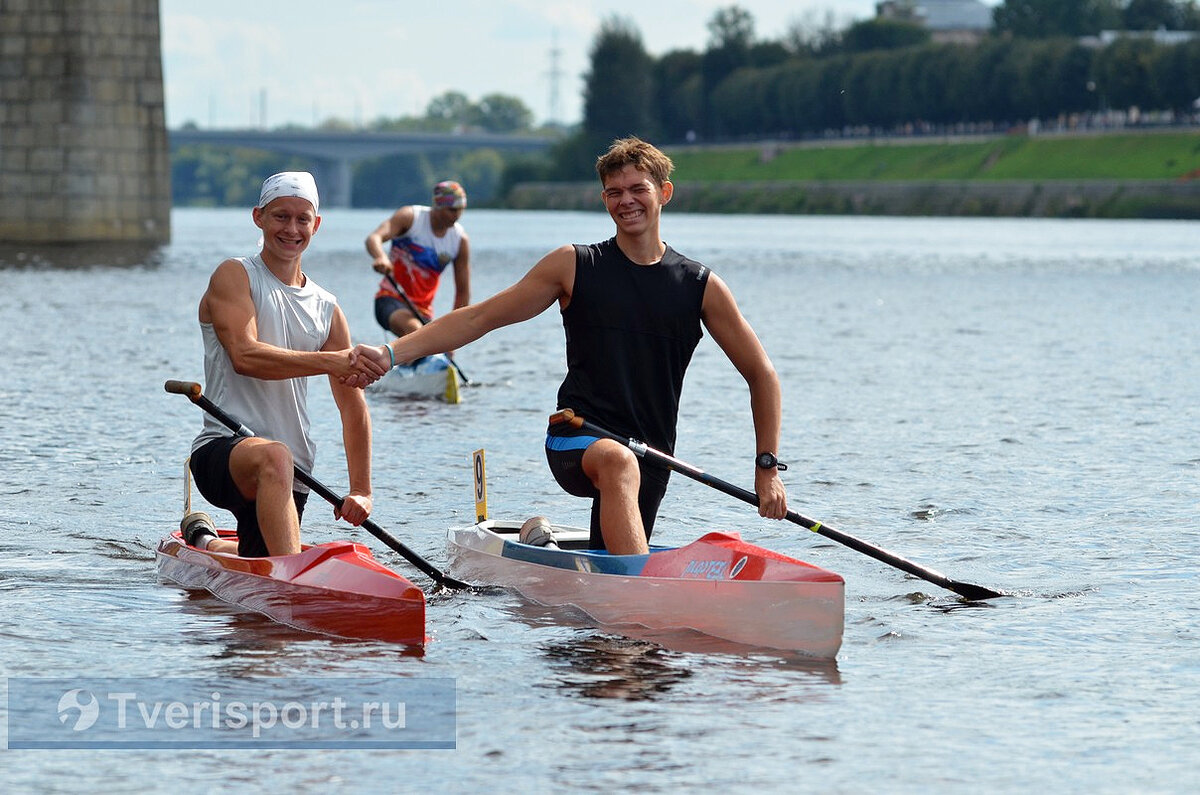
1, 208, 1197, 792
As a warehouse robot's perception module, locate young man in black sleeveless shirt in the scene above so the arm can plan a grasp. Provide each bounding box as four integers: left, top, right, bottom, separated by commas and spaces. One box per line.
373, 137, 788, 554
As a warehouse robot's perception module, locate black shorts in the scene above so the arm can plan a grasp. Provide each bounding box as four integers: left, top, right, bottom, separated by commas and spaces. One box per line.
374, 295, 406, 331
189, 435, 308, 558
545, 427, 670, 550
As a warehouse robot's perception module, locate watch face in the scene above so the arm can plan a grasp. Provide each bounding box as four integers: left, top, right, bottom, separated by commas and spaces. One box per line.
756, 453, 775, 469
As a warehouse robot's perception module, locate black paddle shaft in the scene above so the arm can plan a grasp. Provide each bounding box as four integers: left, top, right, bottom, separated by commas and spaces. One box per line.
549, 409, 1005, 601
165, 379, 471, 590
380, 271, 471, 385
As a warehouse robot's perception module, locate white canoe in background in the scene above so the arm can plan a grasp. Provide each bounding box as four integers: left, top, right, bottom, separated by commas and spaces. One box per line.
447, 519, 845, 658
370, 353, 461, 403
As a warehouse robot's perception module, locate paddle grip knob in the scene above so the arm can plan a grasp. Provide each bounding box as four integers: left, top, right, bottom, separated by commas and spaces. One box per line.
164, 380, 202, 398
548, 409, 581, 428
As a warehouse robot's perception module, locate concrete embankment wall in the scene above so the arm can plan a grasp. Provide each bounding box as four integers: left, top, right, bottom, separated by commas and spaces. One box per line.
0, 0, 170, 243
505, 179, 1200, 219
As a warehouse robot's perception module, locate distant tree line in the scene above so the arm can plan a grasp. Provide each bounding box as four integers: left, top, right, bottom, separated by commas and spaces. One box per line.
689, 34, 1200, 140
522, 0, 1200, 182
657, 4, 1198, 137
992, 0, 1200, 38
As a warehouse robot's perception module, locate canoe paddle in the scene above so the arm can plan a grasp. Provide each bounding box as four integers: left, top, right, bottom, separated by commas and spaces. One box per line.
165, 379, 472, 590
379, 270, 472, 385
549, 408, 1006, 601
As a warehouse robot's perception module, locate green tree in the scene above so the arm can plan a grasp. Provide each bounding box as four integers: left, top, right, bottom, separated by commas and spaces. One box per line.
496, 151, 555, 199
701, 6, 756, 136
841, 19, 930, 53
907, 45, 958, 123
955, 39, 1020, 121
1151, 40, 1200, 110
1094, 37, 1161, 109
353, 153, 432, 208
992, 0, 1121, 37
748, 40, 790, 68
426, 91, 474, 125
1001, 38, 1096, 118
317, 117, 356, 131
783, 10, 841, 57
454, 148, 507, 203
1184, 0, 1200, 27
710, 66, 776, 136
707, 5, 755, 49
171, 146, 305, 207
582, 16, 655, 141
368, 115, 435, 133
654, 50, 703, 141
773, 60, 821, 133
1125, 0, 1190, 29
804, 55, 851, 132
472, 94, 532, 133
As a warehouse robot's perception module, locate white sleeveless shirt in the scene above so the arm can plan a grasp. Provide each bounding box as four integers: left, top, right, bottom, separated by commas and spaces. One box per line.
191, 255, 337, 486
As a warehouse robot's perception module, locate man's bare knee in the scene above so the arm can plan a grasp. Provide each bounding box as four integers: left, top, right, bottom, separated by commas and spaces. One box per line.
583, 441, 639, 489
229, 439, 295, 500
252, 441, 295, 487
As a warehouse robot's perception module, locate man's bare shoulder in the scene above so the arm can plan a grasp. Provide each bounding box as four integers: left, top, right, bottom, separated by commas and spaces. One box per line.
207, 257, 250, 288
212, 256, 245, 273
198, 259, 251, 323
530, 244, 576, 278
390, 204, 417, 228
369, 205, 415, 242
541, 243, 577, 264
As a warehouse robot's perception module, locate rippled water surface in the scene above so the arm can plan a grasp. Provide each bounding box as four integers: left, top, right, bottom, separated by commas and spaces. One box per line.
2, 209, 1197, 792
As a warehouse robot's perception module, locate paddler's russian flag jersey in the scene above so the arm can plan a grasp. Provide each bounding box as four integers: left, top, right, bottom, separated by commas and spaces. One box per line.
376, 205, 464, 317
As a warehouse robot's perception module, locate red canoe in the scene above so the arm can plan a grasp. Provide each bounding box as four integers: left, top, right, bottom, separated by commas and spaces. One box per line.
156, 530, 427, 646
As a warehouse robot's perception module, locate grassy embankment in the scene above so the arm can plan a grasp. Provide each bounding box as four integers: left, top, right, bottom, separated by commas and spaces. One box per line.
667, 132, 1200, 182
660, 132, 1200, 217
507, 131, 1200, 217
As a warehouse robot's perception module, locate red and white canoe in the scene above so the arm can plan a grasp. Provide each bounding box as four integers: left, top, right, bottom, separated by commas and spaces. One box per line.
156, 529, 427, 646
447, 520, 844, 658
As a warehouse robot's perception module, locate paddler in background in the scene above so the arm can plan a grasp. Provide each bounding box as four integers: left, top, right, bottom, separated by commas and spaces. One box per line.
361, 138, 788, 555
366, 180, 472, 339
181, 171, 386, 557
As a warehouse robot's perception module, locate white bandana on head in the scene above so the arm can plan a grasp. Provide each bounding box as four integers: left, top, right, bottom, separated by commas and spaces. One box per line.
257, 171, 320, 214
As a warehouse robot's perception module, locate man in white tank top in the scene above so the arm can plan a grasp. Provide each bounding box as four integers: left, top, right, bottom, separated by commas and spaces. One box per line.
186, 172, 386, 558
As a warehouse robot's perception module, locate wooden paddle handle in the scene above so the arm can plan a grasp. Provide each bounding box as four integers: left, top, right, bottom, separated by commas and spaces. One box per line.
164, 380, 202, 399
548, 409, 581, 428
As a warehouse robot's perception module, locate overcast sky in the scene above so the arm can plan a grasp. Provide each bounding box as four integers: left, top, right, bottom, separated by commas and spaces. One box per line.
159, 1, 999, 130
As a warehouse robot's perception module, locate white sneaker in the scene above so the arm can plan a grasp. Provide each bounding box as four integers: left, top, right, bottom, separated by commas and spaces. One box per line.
180, 511, 218, 549
518, 516, 558, 548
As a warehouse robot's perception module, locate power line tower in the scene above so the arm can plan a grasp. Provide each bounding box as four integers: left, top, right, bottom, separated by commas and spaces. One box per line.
546, 30, 563, 125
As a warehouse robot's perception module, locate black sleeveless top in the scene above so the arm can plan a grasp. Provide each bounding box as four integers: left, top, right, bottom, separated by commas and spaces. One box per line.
555, 237, 709, 454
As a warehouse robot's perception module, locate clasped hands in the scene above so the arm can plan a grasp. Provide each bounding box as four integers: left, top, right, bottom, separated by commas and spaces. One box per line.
336, 344, 394, 389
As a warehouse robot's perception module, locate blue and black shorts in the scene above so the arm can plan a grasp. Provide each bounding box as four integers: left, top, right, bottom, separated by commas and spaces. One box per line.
545, 425, 670, 550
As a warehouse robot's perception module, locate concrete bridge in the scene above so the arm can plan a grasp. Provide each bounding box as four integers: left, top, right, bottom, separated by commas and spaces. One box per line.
169, 128, 556, 208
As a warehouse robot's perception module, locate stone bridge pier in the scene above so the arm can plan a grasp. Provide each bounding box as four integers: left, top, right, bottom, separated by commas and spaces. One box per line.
0, 0, 170, 244
308, 158, 354, 210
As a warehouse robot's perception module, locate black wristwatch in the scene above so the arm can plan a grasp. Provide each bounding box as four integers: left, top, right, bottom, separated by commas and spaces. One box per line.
756, 452, 787, 471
